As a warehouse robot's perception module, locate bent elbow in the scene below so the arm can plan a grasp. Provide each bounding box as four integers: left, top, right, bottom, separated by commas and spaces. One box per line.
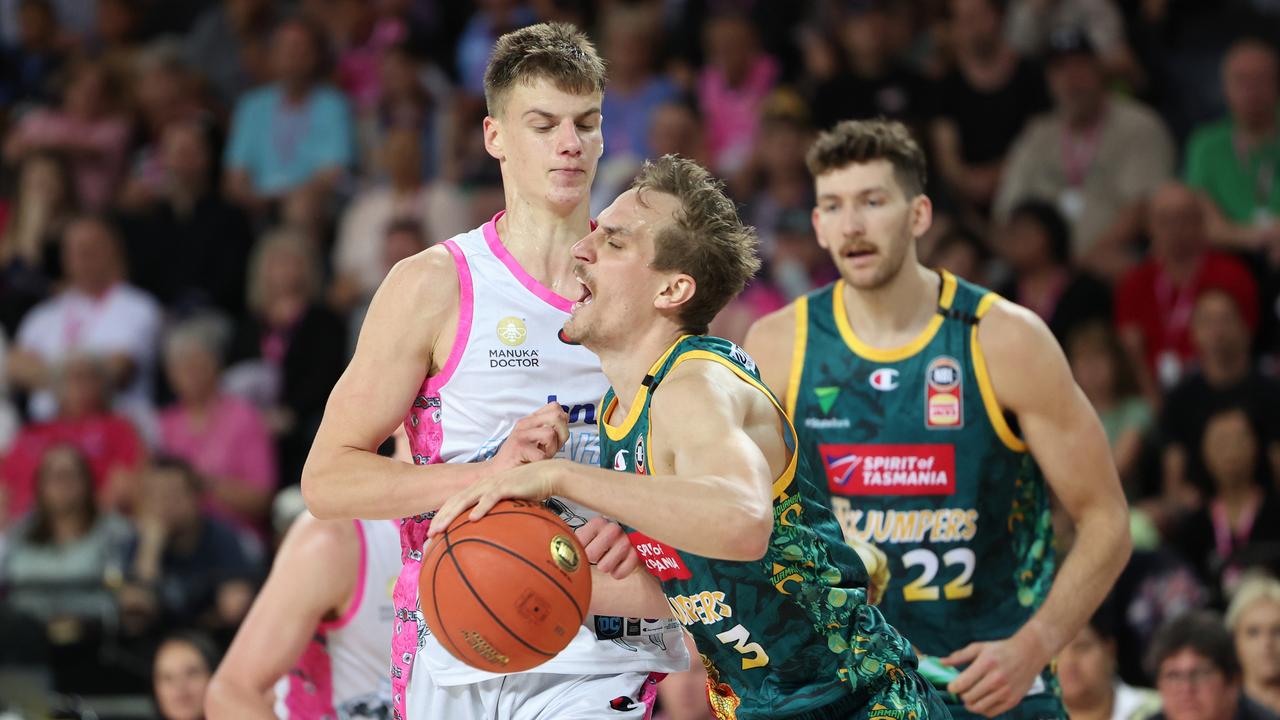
732, 511, 773, 562
300, 461, 338, 520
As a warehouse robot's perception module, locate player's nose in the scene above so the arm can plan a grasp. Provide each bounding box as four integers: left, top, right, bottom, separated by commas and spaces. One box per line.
555, 119, 583, 156
571, 234, 595, 263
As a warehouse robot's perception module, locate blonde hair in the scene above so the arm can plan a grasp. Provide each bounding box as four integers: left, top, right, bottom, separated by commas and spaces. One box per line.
246, 228, 322, 315
1226, 573, 1280, 631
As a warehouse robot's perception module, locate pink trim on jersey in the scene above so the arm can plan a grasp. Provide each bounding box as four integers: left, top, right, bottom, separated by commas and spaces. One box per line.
284, 635, 337, 718
390, 238, 475, 720
319, 520, 367, 632
640, 672, 666, 720
483, 211, 576, 313
431, 240, 474, 390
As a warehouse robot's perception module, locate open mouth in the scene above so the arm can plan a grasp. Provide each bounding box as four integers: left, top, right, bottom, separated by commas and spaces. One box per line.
573, 278, 593, 311
842, 246, 877, 261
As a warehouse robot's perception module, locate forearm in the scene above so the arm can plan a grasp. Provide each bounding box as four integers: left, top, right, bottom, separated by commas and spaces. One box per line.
1020, 501, 1130, 657
301, 446, 487, 520
205, 674, 277, 720
589, 567, 674, 619
555, 462, 770, 561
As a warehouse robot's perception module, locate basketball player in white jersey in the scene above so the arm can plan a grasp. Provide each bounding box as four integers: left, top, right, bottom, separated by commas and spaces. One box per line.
301, 22, 688, 720
205, 515, 400, 718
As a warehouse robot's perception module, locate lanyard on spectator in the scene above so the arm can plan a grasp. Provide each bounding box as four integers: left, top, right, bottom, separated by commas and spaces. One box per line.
1061, 122, 1103, 188
63, 287, 114, 349
1211, 492, 1260, 562
1152, 261, 1202, 347
1233, 131, 1277, 206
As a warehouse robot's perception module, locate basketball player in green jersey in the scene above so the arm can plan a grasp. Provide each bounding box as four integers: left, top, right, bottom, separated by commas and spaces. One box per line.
430, 155, 952, 720
742, 120, 1131, 719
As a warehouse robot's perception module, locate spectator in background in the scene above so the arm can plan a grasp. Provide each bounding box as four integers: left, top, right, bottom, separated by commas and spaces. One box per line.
808, 1, 930, 133
120, 46, 209, 209
1149, 611, 1253, 720
340, 217, 427, 352
159, 315, 275, 542
1170, 406, 1280, 597
926, 225, 991, 286
998, 199, 1111, 342
1186, 40, 1280, 254
365, 41, 452, 183
2, 354, 144, 524
1067, 322, 1152, 489
1226, 575, 1280, 717
1059, 610, 1162, 720
931, 0, 1050, 218
329, 0, 406, 114
185, 0, 277, 106
8, 215, 162, 424
697, 11, 779, 175
1115, 183, 1258, 400
0, 0, 65, 109
0, 329, 18, 454
153, 631, 219, 720
227, 230, 345, 485
223, 15, 354, 221
117, 120, 253, 319
599, 4, 677, 163
331, 127, 464, 314
0, 150, 77, 333
731, 91, 815, 255
121, 458, 258, 637
1005, 0, 1145, 88
1161, 290, 1280, 517
90, 0, 145, 80
1, 444, 132, 622
995, 28, 1174, 277
648, 98, 708, 164
2, 61, 131, 211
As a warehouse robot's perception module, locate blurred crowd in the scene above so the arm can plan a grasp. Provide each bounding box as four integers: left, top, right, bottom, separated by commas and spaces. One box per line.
4, 0, 1280, 718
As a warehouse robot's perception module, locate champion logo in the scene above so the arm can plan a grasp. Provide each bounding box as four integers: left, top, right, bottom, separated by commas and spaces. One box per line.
634, 436, 646, 474
869, 368, 899, 391
613, 449, 629, 471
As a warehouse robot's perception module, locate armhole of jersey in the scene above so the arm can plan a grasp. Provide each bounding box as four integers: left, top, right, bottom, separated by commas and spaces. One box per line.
319, 519, 367, 632
427, 240, 473, 393
665, 350, 800, 500
785, 297, 808, 419
972, 293, 1028, 453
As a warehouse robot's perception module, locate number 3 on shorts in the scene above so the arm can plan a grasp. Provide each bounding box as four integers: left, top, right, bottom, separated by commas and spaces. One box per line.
715, 624, 770, 670
901, 548, 976, 601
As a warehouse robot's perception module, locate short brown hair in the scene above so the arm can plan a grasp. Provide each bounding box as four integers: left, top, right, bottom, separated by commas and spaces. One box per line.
633, 155, 761, 334
806, 119, 927, 197
484, 22, 606, 116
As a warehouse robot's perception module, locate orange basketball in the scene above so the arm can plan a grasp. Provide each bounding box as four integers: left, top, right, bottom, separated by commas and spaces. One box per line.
419, 499, 593, 673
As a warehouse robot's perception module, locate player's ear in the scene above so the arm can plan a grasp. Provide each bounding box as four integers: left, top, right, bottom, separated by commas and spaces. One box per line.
811, 206, 830, 250
656, 273, 696, 313
909, 193, 933, 239
483, 116, 504, 161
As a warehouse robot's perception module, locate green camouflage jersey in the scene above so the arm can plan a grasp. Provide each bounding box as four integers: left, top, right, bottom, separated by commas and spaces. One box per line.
786, 271, 1061, 719
600, 335, 950, 720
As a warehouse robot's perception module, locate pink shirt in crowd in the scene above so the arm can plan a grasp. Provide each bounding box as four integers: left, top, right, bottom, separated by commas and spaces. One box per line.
158, 394, 276, 533
698, 55, 779, 173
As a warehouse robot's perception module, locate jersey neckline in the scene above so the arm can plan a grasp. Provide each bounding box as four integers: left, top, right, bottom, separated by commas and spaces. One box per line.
833, 270, 957, 363
483, 210, 588, 314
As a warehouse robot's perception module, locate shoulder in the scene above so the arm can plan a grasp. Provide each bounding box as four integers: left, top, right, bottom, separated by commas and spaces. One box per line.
1113, 97, 1171, 133
654, 352, 766, 421
745, 299, 800, 343
281, 512, 358, 560
311, 86, 351, 111
234, 87, 275, 115
374, 244, 460, 319
976, 298, 1062, 373
114, 284, 161, 314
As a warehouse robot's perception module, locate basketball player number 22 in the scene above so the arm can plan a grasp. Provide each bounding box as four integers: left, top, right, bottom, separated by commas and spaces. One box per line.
715, 624, 770, 670
901, 548, 976, 601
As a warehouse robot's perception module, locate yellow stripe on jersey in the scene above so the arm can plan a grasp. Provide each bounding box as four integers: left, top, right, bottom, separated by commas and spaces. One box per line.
785, 297, 809, 419
832, 272, 957, 363
972, 293, 1027, 453
666, 350, 799, 501
603, 335, 690, 441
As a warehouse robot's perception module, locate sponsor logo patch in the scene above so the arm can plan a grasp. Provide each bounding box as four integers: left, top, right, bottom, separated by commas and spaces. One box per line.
819, 443, 956, 496
925, 356, 963, 429
630, 531, 693, 581
496, 316, 527, 346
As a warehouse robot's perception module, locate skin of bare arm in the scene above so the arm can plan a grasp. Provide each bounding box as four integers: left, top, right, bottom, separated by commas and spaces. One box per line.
942, 301, 1132, 717
205, 514, 358, 719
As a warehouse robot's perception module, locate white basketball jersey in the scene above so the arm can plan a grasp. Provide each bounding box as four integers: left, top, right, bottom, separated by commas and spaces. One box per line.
276, 519, 400, 719
392, 213, 687, 693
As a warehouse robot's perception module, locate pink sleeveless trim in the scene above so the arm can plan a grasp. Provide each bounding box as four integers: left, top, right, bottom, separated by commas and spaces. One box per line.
283, 634, 337, 718
389, 237, 477, 719
483, 211, 576, 313
640, 672, 666, 719
319, 520, 366, 632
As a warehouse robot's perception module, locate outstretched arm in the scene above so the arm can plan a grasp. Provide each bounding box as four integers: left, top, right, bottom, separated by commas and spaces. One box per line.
205, 515, 358, 719
944, 301, 1131, 717
430, 360, 779, 562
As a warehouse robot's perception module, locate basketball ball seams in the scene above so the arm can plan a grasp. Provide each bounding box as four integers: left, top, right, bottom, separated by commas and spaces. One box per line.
441, 536, 556, 661
425, 533, 468, 665
449, 537, 588, 618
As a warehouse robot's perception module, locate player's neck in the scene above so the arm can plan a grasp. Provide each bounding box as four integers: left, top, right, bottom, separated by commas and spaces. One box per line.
840, 263, 940, 347
597, 327, 686, 420
495, 200, 592, 296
